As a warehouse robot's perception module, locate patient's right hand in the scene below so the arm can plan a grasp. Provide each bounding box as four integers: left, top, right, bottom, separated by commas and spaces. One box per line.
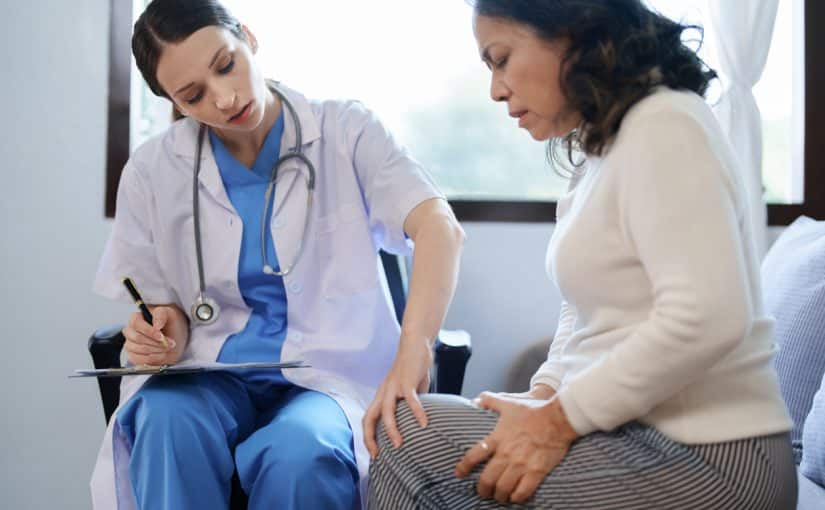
122, 304, 189, 366
475, 383, 557, 405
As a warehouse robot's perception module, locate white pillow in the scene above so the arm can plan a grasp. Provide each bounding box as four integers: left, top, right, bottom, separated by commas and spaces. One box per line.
801, 371, 825, 487
761, 215, 825, 463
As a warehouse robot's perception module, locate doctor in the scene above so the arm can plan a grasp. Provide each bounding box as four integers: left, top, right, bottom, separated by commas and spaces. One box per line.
91, 1, 464, 509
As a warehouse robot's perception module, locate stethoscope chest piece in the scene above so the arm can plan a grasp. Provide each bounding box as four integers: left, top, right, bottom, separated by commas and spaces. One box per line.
191, 294, 220, 325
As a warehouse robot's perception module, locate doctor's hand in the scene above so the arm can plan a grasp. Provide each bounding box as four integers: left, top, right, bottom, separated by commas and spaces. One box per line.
363, 333, 433, 459
123, 304, 189, 366
455, 394, 579, 505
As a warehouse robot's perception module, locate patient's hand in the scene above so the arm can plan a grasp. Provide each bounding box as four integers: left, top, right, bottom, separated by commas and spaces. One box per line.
122, 304, 189, 366
456, 393, 578, 504
479, 384, 557, 404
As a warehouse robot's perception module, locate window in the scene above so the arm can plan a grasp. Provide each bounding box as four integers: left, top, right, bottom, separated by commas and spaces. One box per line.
107, 0, 824, 224
127, 0, 570, 207
648, 0, 802, 206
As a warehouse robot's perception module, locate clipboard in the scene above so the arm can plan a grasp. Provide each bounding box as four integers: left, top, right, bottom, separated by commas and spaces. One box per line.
70, 360, 310, 378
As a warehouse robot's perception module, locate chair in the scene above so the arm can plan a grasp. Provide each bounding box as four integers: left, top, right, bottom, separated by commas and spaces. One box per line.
88, 250, 471, 509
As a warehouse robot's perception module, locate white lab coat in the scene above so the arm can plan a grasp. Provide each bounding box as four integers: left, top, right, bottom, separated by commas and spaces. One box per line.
91, 83, 443, 510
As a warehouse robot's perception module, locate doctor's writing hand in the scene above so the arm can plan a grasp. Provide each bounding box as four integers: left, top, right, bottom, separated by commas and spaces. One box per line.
363, 333, 433, 459
123, 304, 189, 366
455, 393, 579, 505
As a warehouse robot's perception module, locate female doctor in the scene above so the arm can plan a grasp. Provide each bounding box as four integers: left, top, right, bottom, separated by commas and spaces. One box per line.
90, 1, 464, 509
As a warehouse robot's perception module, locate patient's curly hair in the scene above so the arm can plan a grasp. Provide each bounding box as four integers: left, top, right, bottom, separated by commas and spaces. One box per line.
470, 0, 718, 172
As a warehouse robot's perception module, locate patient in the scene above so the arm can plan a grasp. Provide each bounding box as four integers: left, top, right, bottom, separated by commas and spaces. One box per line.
368, 1, 797, 508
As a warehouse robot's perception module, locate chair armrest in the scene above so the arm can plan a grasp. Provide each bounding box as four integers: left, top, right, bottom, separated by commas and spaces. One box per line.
432, 330, 472, 396
88, 325, 126, 424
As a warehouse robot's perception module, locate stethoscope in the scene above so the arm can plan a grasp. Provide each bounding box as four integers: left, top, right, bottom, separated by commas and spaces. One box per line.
191, 81, 316, 325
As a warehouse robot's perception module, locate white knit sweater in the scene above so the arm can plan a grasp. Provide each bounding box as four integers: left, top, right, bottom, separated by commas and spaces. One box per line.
531, 87, 792, 443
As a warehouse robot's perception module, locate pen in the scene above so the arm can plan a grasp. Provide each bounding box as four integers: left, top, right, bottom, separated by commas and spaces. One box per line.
122, 277, 169, 349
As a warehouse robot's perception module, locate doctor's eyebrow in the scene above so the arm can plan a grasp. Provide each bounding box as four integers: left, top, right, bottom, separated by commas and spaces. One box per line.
172, 46, 227, 97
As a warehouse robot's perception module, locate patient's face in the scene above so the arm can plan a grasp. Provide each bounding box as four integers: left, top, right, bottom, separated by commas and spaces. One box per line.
155, 25, 269, 133
473, 14, 580, 141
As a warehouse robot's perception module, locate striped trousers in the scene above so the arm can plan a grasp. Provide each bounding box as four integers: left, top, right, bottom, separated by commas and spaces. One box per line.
368, 394, 797, 509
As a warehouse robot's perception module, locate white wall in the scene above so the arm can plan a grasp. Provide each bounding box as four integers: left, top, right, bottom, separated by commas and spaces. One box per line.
1, 1, 132, 509
443, 223, 561, 397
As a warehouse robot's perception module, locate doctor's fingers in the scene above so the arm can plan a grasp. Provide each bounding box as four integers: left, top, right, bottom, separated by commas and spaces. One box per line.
380, 390, 405, 449
363, 398, 382, 458
404, 389, 429, 429
124, 338, 170, 356
126, 349, 174, 367
126, 312, 168, 347
122, 323, 171, 351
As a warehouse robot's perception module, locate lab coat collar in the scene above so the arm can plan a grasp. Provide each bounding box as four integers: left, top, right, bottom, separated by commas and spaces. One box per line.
170, 82, 321, 210
270, 81, 321, 152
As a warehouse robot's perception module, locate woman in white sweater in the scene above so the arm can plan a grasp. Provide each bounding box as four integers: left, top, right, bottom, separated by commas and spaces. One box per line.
367, 1, 796, 508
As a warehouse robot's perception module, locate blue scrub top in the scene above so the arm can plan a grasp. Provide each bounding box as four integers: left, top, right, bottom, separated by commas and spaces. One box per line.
210, 112, 288, 384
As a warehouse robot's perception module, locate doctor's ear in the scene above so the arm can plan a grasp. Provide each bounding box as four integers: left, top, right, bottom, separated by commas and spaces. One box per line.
240, 24, 259, 54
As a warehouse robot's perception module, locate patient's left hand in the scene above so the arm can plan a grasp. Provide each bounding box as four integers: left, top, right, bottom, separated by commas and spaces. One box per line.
454, 393, 579, 505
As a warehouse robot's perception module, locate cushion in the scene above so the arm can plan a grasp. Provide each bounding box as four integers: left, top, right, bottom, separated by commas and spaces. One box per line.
800, 371, 825, 488
505, 337, 552, 393
762, 216, 825, 464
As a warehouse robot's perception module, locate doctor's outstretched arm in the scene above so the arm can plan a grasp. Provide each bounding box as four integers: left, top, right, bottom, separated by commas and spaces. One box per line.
363, 197, 465, 459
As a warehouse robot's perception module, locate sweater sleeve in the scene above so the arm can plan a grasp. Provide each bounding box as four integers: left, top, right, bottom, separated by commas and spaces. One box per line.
530, 301, 577, 391
556, 107, 753, 435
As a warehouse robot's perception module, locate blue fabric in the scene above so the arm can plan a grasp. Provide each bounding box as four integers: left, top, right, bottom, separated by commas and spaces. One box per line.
209, 114, 288, 385
762, 216, 825, 464
801, 371, 825, 488
116, 373, 359, 510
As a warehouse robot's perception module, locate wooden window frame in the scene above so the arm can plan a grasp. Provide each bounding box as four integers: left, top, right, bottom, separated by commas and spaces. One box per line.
105, 0, 823, 224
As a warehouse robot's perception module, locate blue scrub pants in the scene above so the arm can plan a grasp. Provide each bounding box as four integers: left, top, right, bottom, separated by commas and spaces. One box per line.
116, 373, 359, 510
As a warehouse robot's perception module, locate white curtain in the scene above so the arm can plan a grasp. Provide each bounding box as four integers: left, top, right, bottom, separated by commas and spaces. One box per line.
707, 0, 780, 257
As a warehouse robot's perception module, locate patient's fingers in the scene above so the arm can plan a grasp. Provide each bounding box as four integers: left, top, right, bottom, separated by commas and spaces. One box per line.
455, 435, 496, 478
511, 470, 544, 504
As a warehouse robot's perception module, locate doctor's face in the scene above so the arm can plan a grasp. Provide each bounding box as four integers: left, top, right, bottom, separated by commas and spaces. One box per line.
155, 25, 269, 132
473, 15, 580, 141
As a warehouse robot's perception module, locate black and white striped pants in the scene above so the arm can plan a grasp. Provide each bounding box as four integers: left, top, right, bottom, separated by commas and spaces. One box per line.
368, 394, 797, 509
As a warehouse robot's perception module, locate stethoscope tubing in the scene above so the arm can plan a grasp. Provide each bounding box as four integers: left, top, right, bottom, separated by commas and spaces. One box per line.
190, 81, 316, 325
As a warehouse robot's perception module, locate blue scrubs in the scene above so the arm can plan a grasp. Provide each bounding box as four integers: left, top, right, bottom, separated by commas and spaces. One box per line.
116, 115, 359, 510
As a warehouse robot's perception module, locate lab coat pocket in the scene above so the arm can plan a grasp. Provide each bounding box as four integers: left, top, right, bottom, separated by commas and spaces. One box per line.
316, 203, 379, 298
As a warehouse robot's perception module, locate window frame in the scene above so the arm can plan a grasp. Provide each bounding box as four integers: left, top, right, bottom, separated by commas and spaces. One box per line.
105, 0, 823, 224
